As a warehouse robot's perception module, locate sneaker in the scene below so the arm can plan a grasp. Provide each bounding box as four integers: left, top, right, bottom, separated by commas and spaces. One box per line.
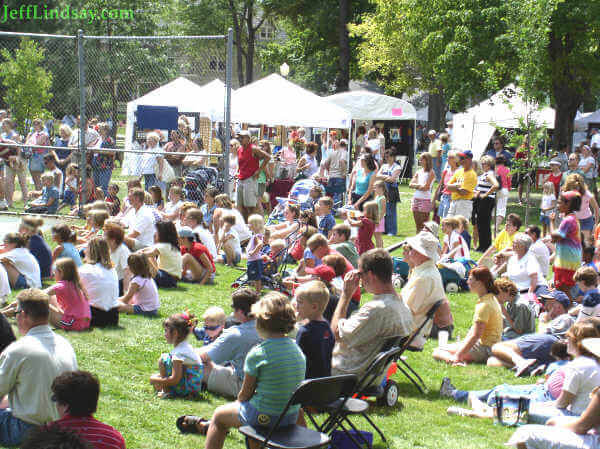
440, 377, 456, 398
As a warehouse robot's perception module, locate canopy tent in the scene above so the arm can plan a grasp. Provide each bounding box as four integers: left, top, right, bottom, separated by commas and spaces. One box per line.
574, 110, 600, 132
125, 77, 229, 151
453, 84, 555, 159
325, 91, 416, 121
230, 74, 351, 128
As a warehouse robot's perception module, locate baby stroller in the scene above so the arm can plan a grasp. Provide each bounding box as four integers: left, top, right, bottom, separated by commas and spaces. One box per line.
183, 166, 221, 203
266, 178, 324, 225
437, 257, 477, 292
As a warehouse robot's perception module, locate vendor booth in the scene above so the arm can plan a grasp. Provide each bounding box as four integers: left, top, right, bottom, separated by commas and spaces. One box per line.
453, 84, 555, 160
326, 91, 417, 176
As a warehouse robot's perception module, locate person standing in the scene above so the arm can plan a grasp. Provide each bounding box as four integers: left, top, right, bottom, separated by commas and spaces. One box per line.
446, 150, 477, 219
235, 130, 270, 221
473, 156, 499, 252
321, 140, 348, 207
409, 153, 435, 233
376, 150, 402, 235
428, 130, 442, 181
0, 289, 78, 446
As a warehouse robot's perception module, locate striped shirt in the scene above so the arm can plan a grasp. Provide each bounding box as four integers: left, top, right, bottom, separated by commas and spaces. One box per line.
51, 414, 126, 449
475, 170, 496, 198
245, 337, 306, 416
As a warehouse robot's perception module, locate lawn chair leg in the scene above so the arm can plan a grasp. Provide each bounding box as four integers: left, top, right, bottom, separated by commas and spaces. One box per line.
397, 358, 427, 393
339, 416, 374, 449
359, 412, 390, 449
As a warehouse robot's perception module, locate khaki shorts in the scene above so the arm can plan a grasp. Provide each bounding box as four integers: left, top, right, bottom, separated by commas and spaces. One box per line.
468, 341, 492, 363
237, 177, 258, 208
448, 199, 473, 219
206, 363, 243, 398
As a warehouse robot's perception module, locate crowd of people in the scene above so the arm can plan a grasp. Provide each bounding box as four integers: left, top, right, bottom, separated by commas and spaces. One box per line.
0, 114, 599, 449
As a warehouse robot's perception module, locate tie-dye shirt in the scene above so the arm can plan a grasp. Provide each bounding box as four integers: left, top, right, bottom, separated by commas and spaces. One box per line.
554, 213, 582, 286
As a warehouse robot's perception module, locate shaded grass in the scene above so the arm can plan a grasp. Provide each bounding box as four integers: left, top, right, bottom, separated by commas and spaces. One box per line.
0, 185, 546, 448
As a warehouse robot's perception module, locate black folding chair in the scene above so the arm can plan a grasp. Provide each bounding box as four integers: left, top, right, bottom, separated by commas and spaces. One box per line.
395, 299, 445, 394
311, 343, 405, 449
239, 374, 358, 449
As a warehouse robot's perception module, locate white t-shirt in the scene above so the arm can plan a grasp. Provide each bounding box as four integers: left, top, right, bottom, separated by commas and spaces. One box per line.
229, 209, 252, 242
579, 156, 596, 178
153, 242, 182, 278
324, 149, 348, 178
220, 228, 241, 255
131, 275, 160, 312
131, 205, 156, 248
192, 226, 218, 258
0, 264, 11, 299
78, 263, 119, 311
443, 230, 470, 259
367, 138, 381, 158
164, 200, 183, 216
506, 252, 548, 291
111, 243, 130, 280
412, 169, 433, 200
2, 248, 41, 288
591, 133, 600, 149
562, 356, 600, 415
529, 239, 550, 279
171, 340, 202, 366
540, 194, 556, 214
140, 145, 163, 175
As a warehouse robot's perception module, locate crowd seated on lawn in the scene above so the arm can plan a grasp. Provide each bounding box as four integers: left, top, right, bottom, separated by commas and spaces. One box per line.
2, 122, 600, 449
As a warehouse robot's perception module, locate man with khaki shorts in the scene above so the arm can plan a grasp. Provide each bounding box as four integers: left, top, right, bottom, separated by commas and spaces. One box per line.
196, 288, 261, 398
235, 130, 270, 221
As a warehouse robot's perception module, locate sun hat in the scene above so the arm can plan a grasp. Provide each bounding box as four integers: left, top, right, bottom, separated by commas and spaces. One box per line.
582, 338, 600, 359
401, 231, 440, 262
423, 221, 439, 237
549, 160, 561, 166
304, 265, 336, 283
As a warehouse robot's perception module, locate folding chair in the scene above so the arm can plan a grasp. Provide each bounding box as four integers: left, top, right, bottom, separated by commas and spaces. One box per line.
395, 299, 445, 394
239, 374, 358, 449
312, 343, 405, 449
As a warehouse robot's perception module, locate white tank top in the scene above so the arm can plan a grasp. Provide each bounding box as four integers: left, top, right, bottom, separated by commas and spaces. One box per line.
413, 169, 433, 200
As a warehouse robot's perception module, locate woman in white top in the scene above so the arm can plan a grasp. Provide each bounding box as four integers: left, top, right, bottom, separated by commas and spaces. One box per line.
78, 237, 119, 327
0, 232, 41, 289
508, 337, 600, 449
366, 128, 381, 161
142, 221, 182, 289
297, 142, 319, 179
409, 152, 435, 233
182, 136, 208, 171
141, 132, 165, 192
104, 222, 131, 296
505, 233, 549, 298
578, 144, 596, 190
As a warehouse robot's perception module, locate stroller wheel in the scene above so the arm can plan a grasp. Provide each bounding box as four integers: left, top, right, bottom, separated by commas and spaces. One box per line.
377, 380, 399, 407
445, 282, 459, 293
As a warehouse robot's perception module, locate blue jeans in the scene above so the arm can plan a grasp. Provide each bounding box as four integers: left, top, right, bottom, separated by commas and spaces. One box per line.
0, 408, 34, 446
385, 201, 398, 235
432, 157, 442, 181
93, 167, 113, 196
326, 177, 346, 207
438, 194, 451, 218
144, 174, 166, 195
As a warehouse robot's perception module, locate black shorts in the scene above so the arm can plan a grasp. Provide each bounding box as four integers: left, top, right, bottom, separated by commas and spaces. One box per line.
91, 306, 119, 327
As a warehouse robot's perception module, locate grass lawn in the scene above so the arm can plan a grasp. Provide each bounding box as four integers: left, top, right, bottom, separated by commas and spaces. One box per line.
0, 185, 547, 449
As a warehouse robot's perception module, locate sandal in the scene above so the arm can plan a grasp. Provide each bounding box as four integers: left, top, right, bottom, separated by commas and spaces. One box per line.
176, 415, 209, 435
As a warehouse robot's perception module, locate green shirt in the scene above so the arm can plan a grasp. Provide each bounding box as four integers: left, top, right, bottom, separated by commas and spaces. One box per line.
245, 337, 306, 416
503, 300, 536, 340
332, 241, 359, 268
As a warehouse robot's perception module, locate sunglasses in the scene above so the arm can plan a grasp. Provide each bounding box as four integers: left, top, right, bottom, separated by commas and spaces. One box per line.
204, 324, 222, 332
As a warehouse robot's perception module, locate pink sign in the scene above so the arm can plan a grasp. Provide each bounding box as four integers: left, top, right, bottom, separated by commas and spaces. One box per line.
392, 108, 403, 116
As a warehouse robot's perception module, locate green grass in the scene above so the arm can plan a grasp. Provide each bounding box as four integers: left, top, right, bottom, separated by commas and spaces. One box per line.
1, 185, 547, 449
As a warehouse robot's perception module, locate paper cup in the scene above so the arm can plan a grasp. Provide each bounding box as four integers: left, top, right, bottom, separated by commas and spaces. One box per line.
438, 330, 449, 348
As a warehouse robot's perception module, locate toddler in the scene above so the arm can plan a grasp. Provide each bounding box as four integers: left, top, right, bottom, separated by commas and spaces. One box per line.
316, 196, 335, 238
540, 181, 557, 237
348, 200, 378, 255
150, 311, 203, 398
246, 214, 265, 292
373, 180, 387, 248
193, 306, 226, 344
217, 214, 242, 266
51, 224, 82, 266
118, 253, 160, 316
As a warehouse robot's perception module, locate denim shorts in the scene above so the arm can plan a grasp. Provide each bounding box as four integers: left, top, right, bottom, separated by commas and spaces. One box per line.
326, 177, 346, 195
247, 259, 263, 281
14, 274, 28, 289
0, 408, 35, 446
239, 401, 298, 429
154, 269, 178, 288
539, 214, 550, 226
579, 215, 595, 231
133, 305, 158, 317
28, 153, 45, 172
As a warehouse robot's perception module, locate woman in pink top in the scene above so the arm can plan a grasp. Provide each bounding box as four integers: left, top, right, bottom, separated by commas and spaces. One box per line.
46, 258, 91, 331
495, 155, 512, 229
435, 150, 459, 219
564, 173, 599, 247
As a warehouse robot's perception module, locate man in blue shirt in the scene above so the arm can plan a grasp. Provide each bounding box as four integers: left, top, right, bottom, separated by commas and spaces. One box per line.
26, 173, 59, 214
197, 288, 261, 398
485, 138, 513, 167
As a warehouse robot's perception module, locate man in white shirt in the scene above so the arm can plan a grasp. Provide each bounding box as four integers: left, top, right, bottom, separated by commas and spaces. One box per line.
525, 225, 550, 278
320, 140, 348, 206
0, 289, 77, 446
123, 188, 155, 251
590, 128, 600, 150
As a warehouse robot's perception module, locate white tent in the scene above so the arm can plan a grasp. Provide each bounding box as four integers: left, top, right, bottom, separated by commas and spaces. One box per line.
574, 110, 600, 132
325, 91, 416, 121
230, 74, 351, 128
453, 84, 555, 159
125, 77, 229, 151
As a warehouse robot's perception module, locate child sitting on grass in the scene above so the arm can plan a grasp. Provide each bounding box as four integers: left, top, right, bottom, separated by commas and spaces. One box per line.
118, 253, 160, 317
216, 214, 241, 267
162, 186, 184, 221
150, 311, 204, 399
294, 280, 334, 379
149, 185, 164, 211
51, 224, 82, 266
179, 227, 215, 285
441, 217, 470, 260
288, 226, 317, 263
456, 215, 472, 249
193, 306, 226, 344
105, 183, 121, 216
142, 220, 182, 288
178, 292, 305, 444
45, 257, 90, 331
26, 173, 59, 214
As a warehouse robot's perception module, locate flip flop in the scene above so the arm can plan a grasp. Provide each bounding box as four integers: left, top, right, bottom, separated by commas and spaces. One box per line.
176, 415, 209, 435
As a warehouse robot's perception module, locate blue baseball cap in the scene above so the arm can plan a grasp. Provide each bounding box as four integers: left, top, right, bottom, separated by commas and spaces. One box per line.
458, 150, 473, 159
540, 290, 570, 310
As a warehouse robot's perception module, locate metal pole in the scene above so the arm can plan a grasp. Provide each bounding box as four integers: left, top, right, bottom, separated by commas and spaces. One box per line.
77, 29, 87, 212
224, 28, 233, 196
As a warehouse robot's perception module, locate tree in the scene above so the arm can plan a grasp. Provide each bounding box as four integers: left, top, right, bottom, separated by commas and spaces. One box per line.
351, 0, 515, 130
504, 0, 600, 148
0, 38, 53, 135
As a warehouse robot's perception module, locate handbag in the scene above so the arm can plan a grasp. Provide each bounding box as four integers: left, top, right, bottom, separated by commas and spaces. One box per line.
493, 393, 530, 427
155, 158, 176, 183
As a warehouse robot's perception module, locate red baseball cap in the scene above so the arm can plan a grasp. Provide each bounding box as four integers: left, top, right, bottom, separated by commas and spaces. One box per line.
304, 265, 336, 283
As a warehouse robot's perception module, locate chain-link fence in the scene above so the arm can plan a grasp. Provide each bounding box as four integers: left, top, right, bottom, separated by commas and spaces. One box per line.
0, 30, 232, 216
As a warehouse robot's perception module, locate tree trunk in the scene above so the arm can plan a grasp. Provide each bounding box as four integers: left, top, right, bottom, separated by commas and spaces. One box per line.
428, 92, 446, 132
552, 82, 581, 149
233, 27, 245, 87
245, 7, 255, 85
335, 0, 350, 92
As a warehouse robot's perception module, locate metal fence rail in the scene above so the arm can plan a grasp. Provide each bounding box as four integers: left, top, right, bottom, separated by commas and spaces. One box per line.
0, 29, 233, 215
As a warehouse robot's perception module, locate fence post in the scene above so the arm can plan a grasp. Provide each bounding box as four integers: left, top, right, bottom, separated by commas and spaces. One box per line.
77, 29, 87, 212
224, 28, 233, 196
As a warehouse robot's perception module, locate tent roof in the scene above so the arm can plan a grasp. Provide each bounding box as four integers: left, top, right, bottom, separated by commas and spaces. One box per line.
231, 74, 351, 128
326, 91, 416, 121
574, 110, 600, 131
128, 77, 228, 121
